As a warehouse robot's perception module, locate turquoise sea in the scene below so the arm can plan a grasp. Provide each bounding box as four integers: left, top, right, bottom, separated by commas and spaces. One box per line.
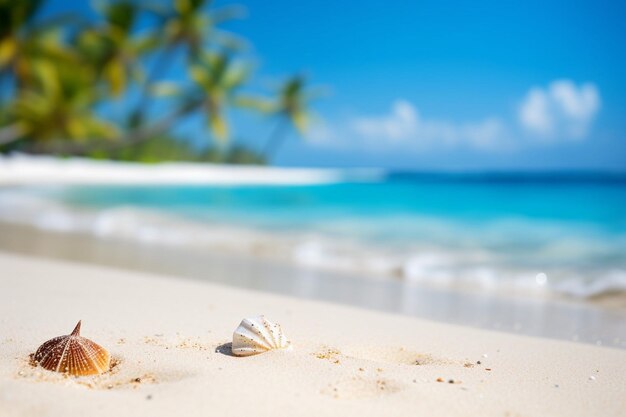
1, 171, 625, 298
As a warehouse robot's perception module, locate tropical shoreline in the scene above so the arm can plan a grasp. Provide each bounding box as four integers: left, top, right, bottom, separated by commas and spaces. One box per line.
1, 154, 625, 347
1, 155, 626, 303
0, 221, 624, 349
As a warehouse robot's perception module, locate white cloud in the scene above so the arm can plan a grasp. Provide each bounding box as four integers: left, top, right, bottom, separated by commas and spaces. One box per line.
348, 100, 508, 150
518, 80, 600, 140
351, 100, 418, 142
308, 79, 601, 154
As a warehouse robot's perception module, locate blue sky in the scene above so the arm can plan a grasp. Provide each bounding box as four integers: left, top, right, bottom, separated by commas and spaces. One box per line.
42, 0, 626, 170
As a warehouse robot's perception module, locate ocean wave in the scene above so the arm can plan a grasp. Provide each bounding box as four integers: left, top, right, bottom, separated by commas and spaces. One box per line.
0, 188, 625, 299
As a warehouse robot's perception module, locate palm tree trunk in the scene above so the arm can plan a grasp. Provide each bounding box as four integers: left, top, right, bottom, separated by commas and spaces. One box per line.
263, 118, 290, 159
33, 99, 203, 155
0, 124, 25, 147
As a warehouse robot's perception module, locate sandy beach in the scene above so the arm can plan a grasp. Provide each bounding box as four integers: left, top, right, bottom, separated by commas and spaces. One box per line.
2, 0, 625, 414
0, 155, 379, 186
1, 251, 625, 417
0, 220, 625, 349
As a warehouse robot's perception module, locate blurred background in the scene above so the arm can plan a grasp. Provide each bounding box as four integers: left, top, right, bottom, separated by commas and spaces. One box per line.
1, 0, 625, 345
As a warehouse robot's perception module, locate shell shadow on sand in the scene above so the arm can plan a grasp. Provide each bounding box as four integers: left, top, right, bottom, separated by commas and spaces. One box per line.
215, 342, 235, 357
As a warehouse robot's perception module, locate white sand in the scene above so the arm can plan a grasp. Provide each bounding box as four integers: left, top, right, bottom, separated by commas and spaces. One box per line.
0, 154, 381, 185
0, 251, 625, 417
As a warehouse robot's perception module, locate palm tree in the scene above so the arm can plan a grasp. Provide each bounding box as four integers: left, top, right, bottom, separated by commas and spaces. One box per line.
262, 75, 317, 158
159, 0, 244, 60
129, 0, 242, 127
187, 51, 250, 141
0, 0, 44, 72
0, 0, 76, 87
0, 0, 324, 163
76, 1, 157, 97
0, 0, 82, 146
46, 49, 251, 154
8, 48, 119, 151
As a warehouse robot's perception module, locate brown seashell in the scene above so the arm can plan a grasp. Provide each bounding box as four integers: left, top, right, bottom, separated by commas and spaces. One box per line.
33, 321, 110, 376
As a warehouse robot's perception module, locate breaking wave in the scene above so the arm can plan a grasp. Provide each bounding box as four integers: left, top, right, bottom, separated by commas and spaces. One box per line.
1, 186, 625, 299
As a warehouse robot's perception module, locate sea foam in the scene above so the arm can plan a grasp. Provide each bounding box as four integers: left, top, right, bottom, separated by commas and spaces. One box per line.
1, 187, 625, 299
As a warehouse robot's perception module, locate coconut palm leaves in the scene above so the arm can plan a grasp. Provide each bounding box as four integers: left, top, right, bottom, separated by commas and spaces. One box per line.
76, 1, 158, 96
277, 75, 315, 133
0, 0, 75, 85
130, 0, 242, 128
9, 51, 118, 148
0, 0, 44, 69
0, 0, 323, 161
0, 2, 104, 146
261, 75, 320, 157
187, 52, 250, 141
236, 75, 321, 157
158, 0, 244, 59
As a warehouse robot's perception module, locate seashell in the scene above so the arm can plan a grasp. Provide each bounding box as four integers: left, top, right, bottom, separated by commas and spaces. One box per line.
33, 321, 110, 376
232, 315, 291, 356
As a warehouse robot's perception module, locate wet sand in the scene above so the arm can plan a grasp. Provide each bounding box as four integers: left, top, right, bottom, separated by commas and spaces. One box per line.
0, 221, 624, 349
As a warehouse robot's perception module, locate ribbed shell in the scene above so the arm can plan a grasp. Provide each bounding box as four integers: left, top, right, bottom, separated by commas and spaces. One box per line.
232, 315, 291, 356
33, 321, 110, 376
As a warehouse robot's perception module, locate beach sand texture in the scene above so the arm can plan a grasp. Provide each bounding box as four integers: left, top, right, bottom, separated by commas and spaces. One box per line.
1, 252, 625, 417
0, 155, 361, 185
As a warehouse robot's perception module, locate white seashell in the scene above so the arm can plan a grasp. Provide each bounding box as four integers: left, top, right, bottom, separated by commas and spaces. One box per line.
231, 315, 291, 356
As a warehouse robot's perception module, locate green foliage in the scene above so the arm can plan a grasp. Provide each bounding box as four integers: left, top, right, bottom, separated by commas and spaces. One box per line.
75, 1, 157, 97
188, 52, 251, 141
276, 75, 320, 133
0, 0, 321, 164
87, 134, 265, 165
0, 0, 44, 66
258, 75, 324, 157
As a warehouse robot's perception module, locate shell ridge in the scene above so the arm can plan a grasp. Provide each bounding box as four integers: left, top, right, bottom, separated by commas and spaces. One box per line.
34, 336, 64, 365
239, 319, 274, 349
255, 316, 279, 349
68, 336, 85, 374
233, 347, 261, 356
260, 317, 279, 348
231, 316, 290, 356
72, 337, 89, 375
235, 327, 273, 350
241, 318, 268, 339
233, 328, 272, 350
66, 337, 80, 374
54, 336, 72, 373
252, 323, 276, 349
80, 337, 108, 374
